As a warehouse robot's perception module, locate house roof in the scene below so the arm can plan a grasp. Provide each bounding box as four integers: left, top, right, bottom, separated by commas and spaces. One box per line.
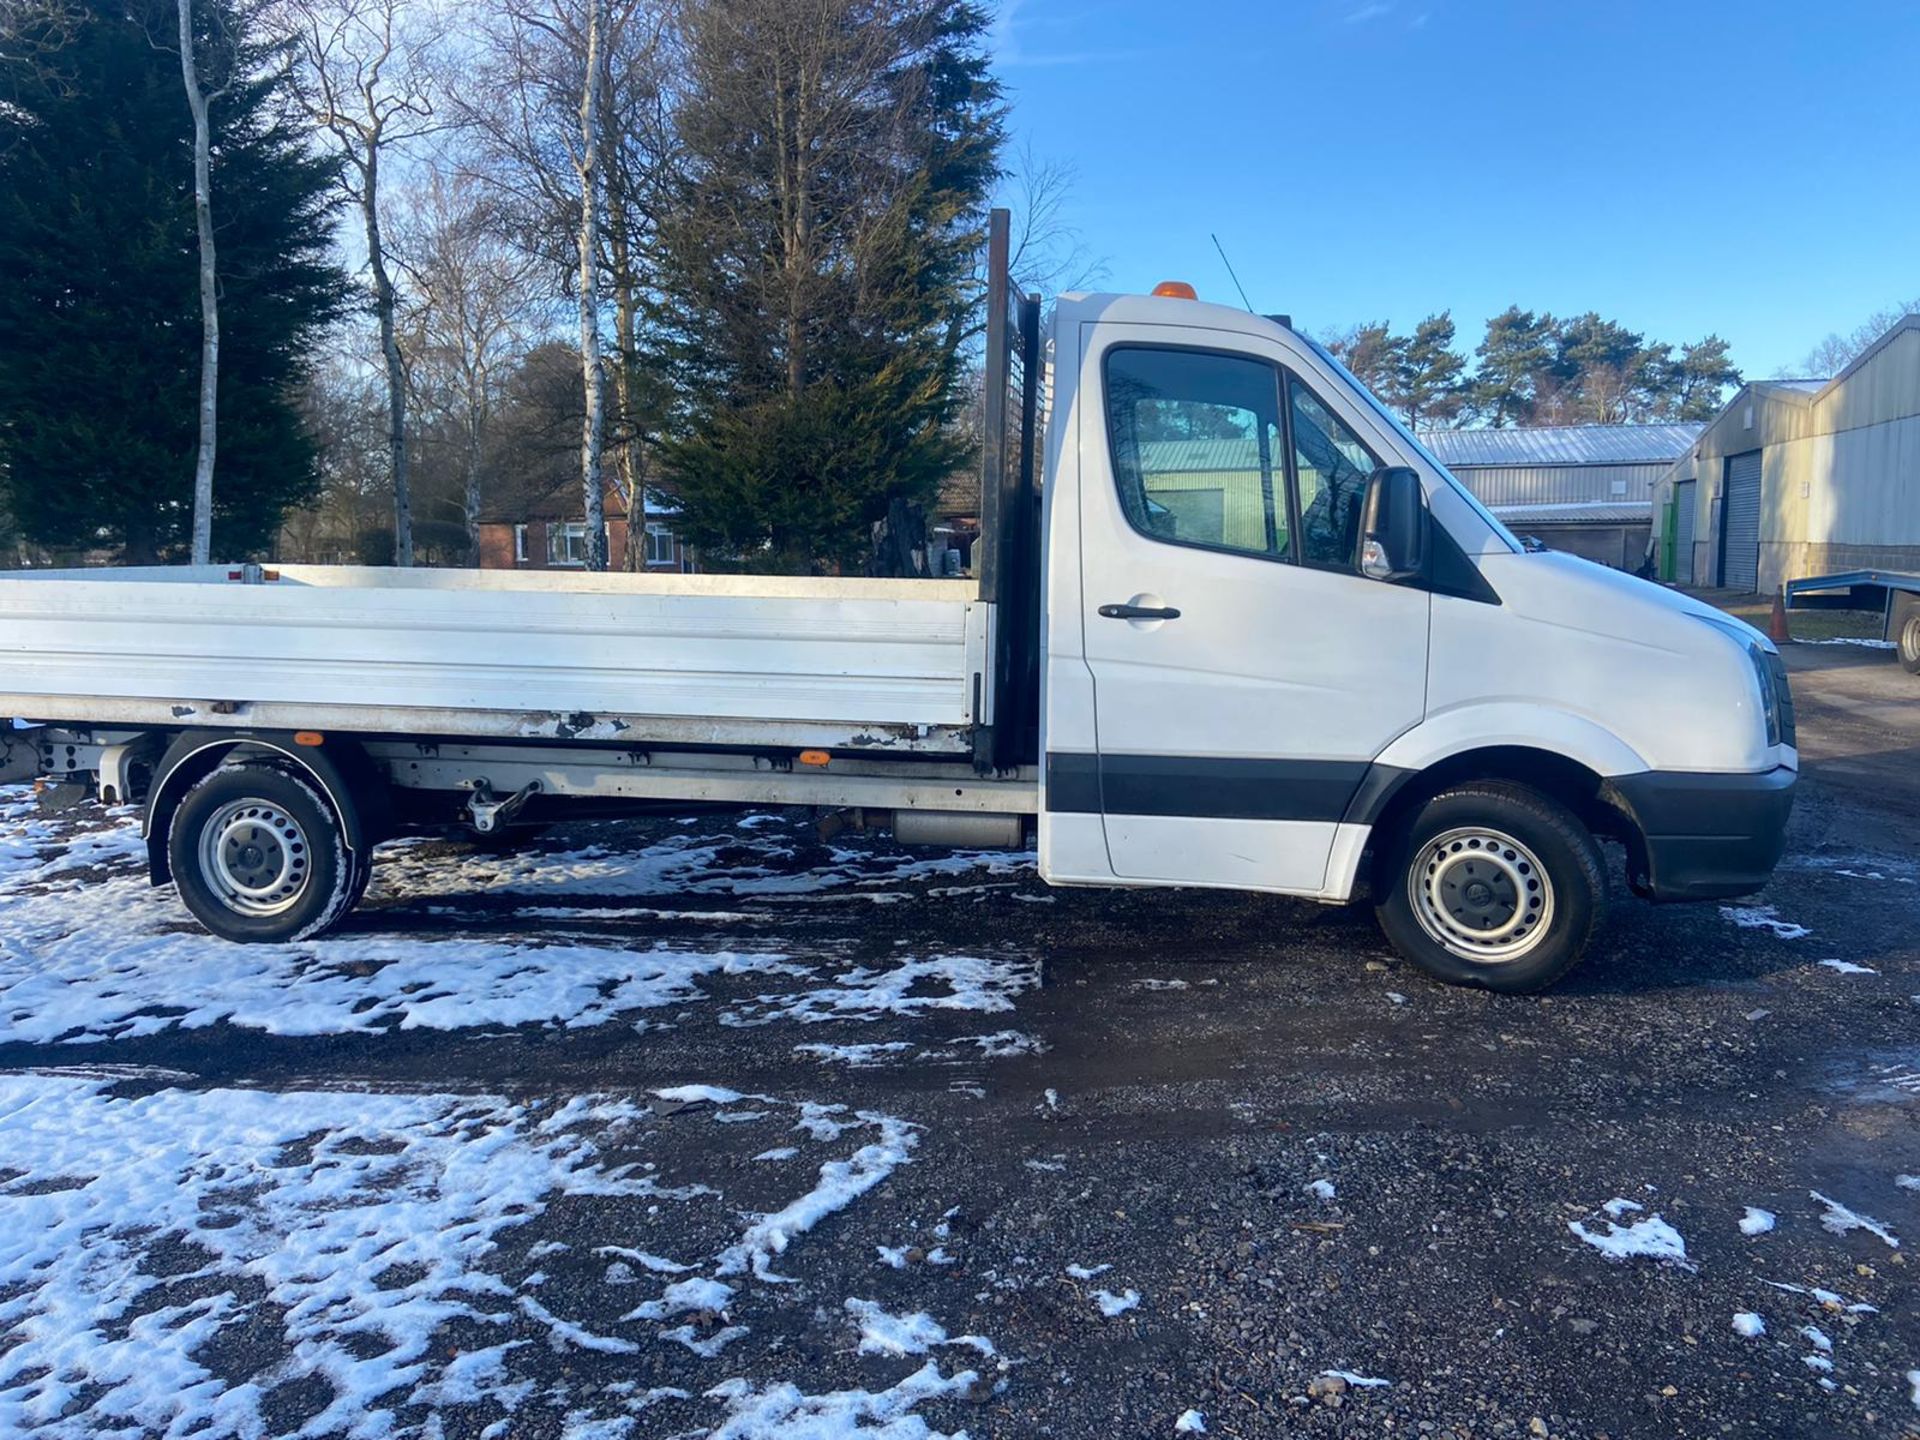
1416, 424, 1704, 469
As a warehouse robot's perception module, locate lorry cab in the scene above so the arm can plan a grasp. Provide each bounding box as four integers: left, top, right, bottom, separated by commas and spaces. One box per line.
1035, 289, 1798, 991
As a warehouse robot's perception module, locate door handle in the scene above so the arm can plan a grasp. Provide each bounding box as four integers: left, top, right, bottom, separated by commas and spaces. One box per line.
1098, 603, 1181, 621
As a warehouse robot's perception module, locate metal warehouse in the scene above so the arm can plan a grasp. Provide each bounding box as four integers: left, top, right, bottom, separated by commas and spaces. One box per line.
1653, 315, 1920, 593
1417, 424, 1703, 570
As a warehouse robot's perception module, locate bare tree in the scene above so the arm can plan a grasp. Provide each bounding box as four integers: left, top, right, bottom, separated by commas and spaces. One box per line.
393, 171, 538, 559
570, 0, 609, 569
286, 0, 447, 565
1793, 298, 1920, 378
458, 0, 670, 572
1002, 140, 1105, 301
176, 0, 238, 565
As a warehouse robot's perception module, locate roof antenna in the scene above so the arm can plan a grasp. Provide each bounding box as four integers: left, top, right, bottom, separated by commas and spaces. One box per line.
1211, 232, 1253, 311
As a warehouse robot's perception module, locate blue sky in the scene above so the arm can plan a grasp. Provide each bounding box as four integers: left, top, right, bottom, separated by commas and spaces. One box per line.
990, 0, 1920, 380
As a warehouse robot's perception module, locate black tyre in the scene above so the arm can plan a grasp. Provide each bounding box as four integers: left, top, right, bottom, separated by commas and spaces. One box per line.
1895, 595, 1920, 675
1375, 781, 1606, 994
168, 763, 358, 943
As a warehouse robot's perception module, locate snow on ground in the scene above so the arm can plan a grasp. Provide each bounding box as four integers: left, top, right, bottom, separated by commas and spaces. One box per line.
0, 1071, 990, 1439
0, 798, 1037, 1043
1319, 1369, 1392, 1388
1568, 1203, 1690, 1265
1092, 1288, 1140, 1317
1720, 905, 1812, 940
1740, 1207, 1777, 1235
0, 1075, 652, 1437
375, 827, 1032, 905
1732, 1313, 1766, 1338
1174, 1408, 1208, 1432
1818, 958, 1880, 975
1809, 1190, 1900, 1248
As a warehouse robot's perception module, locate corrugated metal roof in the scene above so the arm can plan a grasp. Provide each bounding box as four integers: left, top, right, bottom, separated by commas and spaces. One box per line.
1491, 500, 1653, 525
1417, 424, 1704, 468
1757, 378, 1826, 394
1135, 438, 1264, 471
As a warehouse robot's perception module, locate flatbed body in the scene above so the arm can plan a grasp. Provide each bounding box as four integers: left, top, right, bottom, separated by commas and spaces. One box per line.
0, 566, 995, 756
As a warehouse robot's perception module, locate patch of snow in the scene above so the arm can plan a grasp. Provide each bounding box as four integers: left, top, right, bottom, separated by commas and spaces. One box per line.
704, 1362, 983, 1440
595, 1245, 693, 1274
1319, 1369, 1391, 1388
844, 1298, 993, 1358
716, 1112, 919, 1281
1732, 1312, 1766, 1338
1800, 1324, 1832, 1353
1568, 1209, 1689, 1265
1740, 1207, 1777, 1236
1803, 1353, 1834, 1373
726, 954, 1040, 1026
1066, 1263, 1111, 1280
794, 1041, 915, 1067
519, 1294, 641, 1354
1175, 1409, 1208, 1433
753, 1147, 800, 1163
965, 1028, 1047, 1057
1810, 1190, 1900, 1248
1796, 636, 1895, 649
658, 1322, 750, 1358
1601, 1197, 1642, 1219
875, 1245, 912, 1269
1908, 1370, 1920, 1412
1818, 958, 1880, 975
655, 1083, 750, 1106
621, 1276, 736, 1321
1897, 1174, 1920, 1191
1093, 1289, 1140, 1317
1720, 905, 1811, 940
1386, 991, 1407, 1005
1133, 978, 1189, 991
0, 1076, 659, 1438
1307, 1179, 1337, 1201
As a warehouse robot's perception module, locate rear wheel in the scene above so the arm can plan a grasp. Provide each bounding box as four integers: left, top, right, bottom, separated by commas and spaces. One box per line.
168, 763, 358, 943
1375, 781, 1605, 993
1896, 595, 1920, 675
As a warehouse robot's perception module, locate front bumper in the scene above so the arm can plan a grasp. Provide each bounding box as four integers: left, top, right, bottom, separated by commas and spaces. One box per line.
1610, 765, 1798, 902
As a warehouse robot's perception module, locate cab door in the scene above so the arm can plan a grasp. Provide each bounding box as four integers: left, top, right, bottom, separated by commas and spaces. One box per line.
1073, 324, 1429, 893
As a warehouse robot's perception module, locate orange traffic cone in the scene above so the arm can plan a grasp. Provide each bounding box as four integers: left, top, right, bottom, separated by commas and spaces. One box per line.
1769, 586, 1791, 645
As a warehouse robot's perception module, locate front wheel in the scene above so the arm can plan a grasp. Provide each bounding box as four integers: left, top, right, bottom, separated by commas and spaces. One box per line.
1375, 781, 1606, 993
168, 763, 358, 943
1896, 595, 1920, 675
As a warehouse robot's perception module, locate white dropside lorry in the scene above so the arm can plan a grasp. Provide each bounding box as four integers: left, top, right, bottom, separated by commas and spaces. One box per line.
0, 212, 1797, 992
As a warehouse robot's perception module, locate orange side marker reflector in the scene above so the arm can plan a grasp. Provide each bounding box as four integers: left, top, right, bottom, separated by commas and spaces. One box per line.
797, 750, 831, 767
293, 731, 325, 747
1152, 280, 1198, 300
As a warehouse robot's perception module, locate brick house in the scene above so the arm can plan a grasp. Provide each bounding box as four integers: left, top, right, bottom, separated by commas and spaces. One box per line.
476, 489, 694, 573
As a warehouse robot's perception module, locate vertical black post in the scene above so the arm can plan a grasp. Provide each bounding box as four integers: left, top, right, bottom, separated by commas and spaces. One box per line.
976, 210, 1011, 605
973, 210, 1013, 770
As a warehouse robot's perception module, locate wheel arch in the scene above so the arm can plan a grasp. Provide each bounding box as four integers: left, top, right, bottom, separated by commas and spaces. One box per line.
1349, 743, 1636, 899
143, 731, 386, 886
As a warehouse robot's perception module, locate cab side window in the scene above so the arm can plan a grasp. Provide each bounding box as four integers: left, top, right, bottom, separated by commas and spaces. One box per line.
1289, 379, 1379, 570
1105, 347, 1288, 561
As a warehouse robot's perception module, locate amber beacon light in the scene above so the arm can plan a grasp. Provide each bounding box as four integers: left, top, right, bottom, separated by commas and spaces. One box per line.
1151, 280, 1199, 300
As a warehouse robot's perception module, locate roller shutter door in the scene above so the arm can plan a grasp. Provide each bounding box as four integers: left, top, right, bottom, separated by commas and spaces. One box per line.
1674, 481, 1696, 584
1721, 452, 1761, 591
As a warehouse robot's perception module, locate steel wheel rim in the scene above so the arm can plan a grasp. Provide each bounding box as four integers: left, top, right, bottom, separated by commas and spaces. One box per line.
1409, 826, 1554, 964
197, 799, 311, 917
1903, 615, 1920, 662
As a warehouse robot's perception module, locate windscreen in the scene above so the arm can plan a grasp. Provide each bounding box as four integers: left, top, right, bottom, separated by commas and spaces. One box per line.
1300, 334, 1523, 555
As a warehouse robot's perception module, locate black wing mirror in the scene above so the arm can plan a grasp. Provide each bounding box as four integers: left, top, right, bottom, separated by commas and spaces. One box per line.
1359, 465, 1428, 581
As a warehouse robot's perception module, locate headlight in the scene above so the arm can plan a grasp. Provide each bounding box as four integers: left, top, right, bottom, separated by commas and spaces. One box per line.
1748, 643, 1795, 748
